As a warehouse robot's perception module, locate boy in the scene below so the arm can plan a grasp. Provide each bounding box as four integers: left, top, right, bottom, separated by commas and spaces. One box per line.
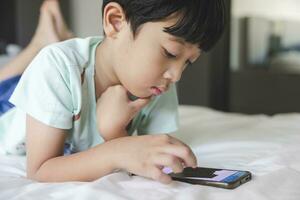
0, 0, 225, 184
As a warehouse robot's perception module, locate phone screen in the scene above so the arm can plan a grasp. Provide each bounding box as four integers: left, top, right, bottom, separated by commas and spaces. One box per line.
170, 167, 249, 183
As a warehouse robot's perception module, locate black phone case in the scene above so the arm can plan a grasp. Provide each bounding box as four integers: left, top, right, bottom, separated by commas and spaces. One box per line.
169, 167, 252, 189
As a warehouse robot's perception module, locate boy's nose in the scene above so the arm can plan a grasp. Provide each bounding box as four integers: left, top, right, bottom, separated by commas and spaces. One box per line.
163, 65, 184, 83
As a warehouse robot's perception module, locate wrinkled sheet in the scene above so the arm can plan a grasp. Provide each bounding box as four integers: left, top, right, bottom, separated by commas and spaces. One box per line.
0, 105, 299, 200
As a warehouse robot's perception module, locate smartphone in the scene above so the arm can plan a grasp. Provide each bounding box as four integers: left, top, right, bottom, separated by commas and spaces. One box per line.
169, 167, 252, 189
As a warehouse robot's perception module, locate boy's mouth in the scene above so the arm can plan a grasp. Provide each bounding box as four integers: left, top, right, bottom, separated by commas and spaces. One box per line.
150, 86, 165, 96
128, 86, 168, 100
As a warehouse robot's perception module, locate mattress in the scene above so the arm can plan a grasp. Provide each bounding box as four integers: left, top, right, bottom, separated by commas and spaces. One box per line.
0, 105, 299, 200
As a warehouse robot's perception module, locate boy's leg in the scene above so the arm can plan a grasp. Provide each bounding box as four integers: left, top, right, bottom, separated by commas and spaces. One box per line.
0, 0, 73, 82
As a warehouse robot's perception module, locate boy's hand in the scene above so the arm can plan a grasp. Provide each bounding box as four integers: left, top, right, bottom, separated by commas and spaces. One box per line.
108, 134, 198, 184
96, 85, 151, 140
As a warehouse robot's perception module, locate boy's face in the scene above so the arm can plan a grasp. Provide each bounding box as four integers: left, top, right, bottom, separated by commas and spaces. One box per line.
111, 16, 201, 98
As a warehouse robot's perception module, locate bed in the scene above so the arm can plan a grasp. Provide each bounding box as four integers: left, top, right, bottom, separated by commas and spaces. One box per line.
0, 105, 299, 200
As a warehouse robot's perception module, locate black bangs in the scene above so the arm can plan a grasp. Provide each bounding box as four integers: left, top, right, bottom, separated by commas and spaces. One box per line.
164, 0, 226, 51
102, 0, 226, 51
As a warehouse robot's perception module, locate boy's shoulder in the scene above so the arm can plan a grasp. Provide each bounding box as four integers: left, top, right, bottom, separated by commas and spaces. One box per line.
42, 36, 103, 67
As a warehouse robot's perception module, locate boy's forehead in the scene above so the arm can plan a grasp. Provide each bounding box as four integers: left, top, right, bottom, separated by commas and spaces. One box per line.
168, 36, 185, 45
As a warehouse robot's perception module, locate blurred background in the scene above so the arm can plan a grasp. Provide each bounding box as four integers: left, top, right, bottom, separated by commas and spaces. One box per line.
1, 0, 300, 115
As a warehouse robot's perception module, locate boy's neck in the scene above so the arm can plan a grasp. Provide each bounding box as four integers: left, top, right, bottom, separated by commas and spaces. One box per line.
94, 40, 120, 100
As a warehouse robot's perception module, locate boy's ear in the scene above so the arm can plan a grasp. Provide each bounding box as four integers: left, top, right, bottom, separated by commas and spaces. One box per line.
102, 2, 127, 38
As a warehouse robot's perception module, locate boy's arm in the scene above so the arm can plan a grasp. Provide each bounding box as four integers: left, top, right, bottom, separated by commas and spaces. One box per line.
96, 85, 151, 142
100, 120, 136, 141
100, 127, 129, 141
26, 115, 197, 184
26, 114, 119, 182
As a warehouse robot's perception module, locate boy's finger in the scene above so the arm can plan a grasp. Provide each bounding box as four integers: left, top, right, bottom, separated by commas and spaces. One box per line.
130, 98, 152, 110
153, 153, 184, 174
149, 167, 173, 184
160, 144, 197, 168
166, 136, 198, 167
170, 139, 198, 167
168, 136, 190, 148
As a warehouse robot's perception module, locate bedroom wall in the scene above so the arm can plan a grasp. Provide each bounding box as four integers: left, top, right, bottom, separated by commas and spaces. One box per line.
229, 0, 300, 114
15, 0, 44, 47
231, 0, 300, 68
69, 0, 103, 37
232, 0, 300, 19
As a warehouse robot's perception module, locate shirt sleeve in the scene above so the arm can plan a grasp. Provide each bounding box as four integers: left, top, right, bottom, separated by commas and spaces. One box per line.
9, 46, 74, 130
137, 83, 179, 135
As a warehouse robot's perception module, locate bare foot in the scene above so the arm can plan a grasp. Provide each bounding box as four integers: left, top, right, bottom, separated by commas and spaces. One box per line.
0, 0, 74, 81
29, 0, 73, 49
29, 1, 60, 49
45, 0, 74, 41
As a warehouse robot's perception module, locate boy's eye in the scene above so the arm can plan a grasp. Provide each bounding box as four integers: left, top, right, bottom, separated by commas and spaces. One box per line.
162, 47, 193, 66
163, 48, 177, 59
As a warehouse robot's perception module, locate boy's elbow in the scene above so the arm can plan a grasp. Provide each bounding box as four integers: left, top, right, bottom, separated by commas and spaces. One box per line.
27, 167, 42, 182
26, 167, 49, 182
27, 170, 53, 183
27, 171, 39, 181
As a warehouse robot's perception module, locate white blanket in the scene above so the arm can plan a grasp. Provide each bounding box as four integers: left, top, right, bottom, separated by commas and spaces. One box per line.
0, 105, 300, 200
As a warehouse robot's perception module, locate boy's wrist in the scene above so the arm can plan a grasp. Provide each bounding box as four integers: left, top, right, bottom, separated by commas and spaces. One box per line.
104, 138, 128, 172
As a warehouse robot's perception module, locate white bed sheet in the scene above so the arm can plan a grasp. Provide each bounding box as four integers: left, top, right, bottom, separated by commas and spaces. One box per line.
0, 105, 300, 200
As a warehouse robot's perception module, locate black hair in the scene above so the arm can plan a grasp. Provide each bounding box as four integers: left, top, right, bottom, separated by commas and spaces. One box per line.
102, 0, 226, 52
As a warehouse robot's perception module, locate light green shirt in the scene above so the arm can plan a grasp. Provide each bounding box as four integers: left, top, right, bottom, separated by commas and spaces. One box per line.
0, 37, 179, 155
